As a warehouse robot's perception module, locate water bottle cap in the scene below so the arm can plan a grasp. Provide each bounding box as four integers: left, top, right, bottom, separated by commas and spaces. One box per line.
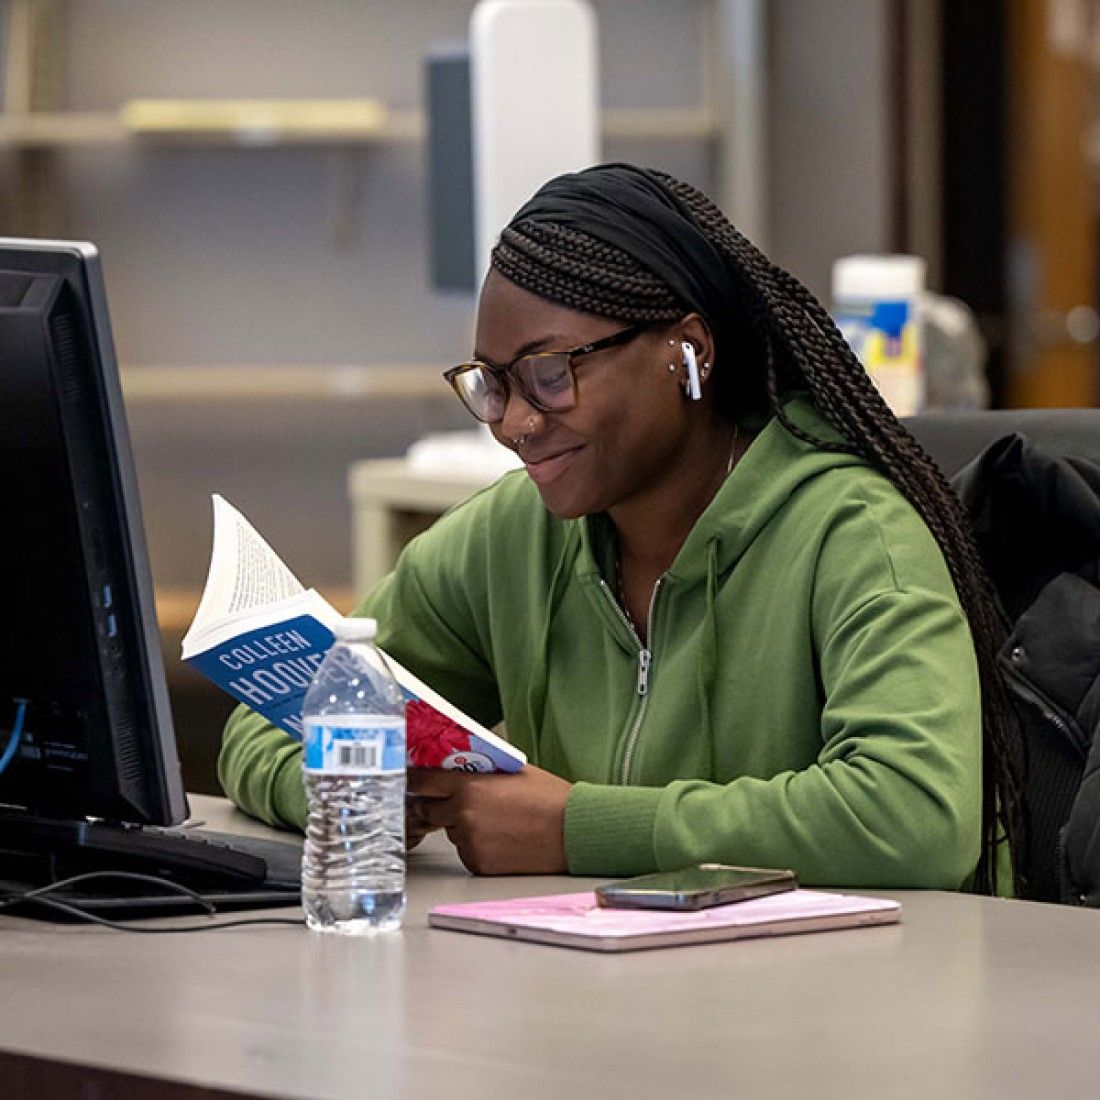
331, 616, 377, 642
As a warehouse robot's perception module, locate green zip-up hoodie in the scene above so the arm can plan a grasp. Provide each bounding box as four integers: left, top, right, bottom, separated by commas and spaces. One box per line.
218, 397, 982, 888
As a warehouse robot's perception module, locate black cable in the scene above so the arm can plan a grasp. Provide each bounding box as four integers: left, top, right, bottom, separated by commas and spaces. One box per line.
0, 869, 304, 932
0, 698, 27, 776
0, 870, 216, 912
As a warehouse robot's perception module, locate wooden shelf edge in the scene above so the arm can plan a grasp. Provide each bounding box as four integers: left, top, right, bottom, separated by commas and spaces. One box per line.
0, 107, 424, 147
0, 106, 714, 149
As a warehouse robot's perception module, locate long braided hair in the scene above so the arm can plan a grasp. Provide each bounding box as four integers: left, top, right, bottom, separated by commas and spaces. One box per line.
492, 169, 1023, 894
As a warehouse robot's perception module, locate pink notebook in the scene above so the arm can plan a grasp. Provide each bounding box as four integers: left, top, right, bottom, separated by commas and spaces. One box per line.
428, 889, 901, 953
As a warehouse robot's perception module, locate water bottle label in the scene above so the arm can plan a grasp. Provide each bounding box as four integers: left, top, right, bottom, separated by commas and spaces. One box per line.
302, 716, 406, 775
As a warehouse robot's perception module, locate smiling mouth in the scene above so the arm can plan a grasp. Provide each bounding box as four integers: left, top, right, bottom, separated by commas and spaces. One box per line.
523, 446, 583, 485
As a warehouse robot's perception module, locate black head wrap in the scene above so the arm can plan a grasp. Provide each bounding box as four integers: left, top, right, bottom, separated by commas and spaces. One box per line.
499, 162, 743, 339
494, 163, 765, 415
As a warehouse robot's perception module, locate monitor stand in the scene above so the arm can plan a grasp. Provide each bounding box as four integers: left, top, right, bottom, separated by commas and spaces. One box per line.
0, 809, 301, 918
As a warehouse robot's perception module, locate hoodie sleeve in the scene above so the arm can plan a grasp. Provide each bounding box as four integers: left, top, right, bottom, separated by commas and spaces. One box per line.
564, 491, 984, 890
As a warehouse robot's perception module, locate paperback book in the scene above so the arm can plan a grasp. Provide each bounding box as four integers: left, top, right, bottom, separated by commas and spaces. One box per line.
181, 495, 525, 773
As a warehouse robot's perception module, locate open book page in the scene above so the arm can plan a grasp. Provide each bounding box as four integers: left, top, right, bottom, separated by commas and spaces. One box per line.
180, 494, 525, 770
186, 494, 305, 642
181, 588, 342, 661
215, 494, 305, 612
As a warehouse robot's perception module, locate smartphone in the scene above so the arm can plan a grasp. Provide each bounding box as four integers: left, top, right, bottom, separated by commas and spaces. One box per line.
595, 863, 797, 911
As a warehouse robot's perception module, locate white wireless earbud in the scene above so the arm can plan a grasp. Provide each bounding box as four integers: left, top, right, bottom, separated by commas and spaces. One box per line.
681, 341, 702, 401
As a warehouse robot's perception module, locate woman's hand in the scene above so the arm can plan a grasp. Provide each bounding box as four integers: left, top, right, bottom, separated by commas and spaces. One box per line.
405, 765, 572, 875
405, 802, 440, 853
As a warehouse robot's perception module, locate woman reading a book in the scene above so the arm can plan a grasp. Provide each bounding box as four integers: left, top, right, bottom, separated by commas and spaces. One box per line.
219, 163, 1021, 893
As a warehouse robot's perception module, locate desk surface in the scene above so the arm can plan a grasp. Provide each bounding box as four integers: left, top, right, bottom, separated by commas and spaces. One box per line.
2, 795, 1099, 1100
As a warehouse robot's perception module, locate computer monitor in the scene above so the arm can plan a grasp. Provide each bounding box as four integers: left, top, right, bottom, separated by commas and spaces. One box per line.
0, 241, 302, 916
0, 239, 187, 833
0, 239, 301, 919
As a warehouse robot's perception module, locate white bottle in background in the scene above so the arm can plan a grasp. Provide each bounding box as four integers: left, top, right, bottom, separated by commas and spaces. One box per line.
833, 254, 927, 417
301, 617, 406, 934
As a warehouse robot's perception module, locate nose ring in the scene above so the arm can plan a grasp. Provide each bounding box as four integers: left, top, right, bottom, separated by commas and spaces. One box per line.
510, 416, 537, 448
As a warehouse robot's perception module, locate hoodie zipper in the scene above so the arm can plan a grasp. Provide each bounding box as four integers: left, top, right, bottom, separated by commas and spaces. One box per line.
599, 576, 662, 785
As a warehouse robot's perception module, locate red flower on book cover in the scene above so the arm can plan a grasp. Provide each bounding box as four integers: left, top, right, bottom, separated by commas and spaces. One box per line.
406, 701, 472, 767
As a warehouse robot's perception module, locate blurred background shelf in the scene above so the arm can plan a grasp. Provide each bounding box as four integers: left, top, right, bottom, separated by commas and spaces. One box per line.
0, 105, 716, 148
120, 97, 389, 142
0, 106, 422, 147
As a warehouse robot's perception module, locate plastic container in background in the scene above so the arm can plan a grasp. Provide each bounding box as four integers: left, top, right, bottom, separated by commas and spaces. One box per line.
301, 617, 407, 934
833, 255, 927, 417
921, 293, 990, 409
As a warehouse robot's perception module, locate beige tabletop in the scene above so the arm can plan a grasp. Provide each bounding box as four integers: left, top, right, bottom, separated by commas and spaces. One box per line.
1, 793, 1099, 1100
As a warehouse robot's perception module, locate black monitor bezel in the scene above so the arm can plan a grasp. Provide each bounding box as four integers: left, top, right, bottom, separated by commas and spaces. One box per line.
0, 238, 187, 827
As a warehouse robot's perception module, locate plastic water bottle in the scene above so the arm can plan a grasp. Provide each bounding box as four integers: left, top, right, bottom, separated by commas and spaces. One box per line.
301, 617, 406, 934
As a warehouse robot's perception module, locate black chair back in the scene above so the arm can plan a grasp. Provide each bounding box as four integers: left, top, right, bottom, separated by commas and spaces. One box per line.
903, 407, 1100, 478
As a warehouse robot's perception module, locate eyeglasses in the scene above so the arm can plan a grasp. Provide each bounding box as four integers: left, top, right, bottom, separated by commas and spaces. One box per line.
443, 324, 645, 424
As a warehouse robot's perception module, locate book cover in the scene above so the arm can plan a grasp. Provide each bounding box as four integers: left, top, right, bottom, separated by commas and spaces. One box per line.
181, 495, 525, 772
429, 889, 902, 953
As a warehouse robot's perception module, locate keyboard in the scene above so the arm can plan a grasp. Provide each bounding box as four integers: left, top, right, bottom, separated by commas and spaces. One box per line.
133, 825, 304, 889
